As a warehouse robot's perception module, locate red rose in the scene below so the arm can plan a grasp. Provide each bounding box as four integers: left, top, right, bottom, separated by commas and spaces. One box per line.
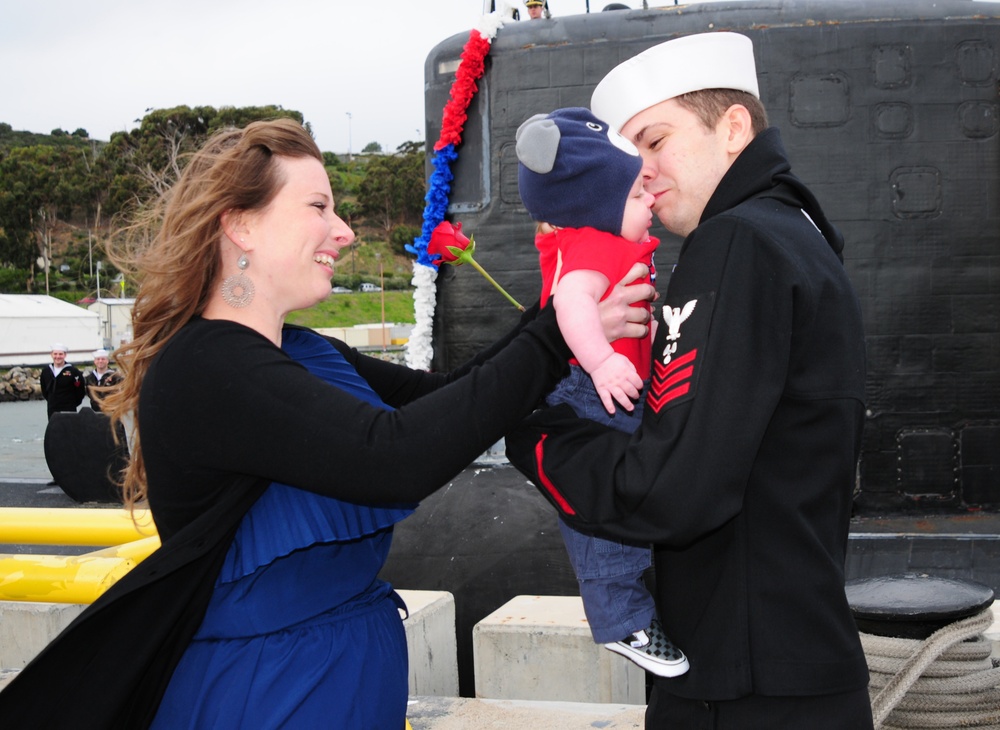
426, 220, 523, 311
427, 221, 472, 266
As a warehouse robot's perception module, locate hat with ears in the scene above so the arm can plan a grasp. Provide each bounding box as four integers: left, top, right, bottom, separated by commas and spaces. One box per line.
516, 107, 642, 235
591, 32, 759, 132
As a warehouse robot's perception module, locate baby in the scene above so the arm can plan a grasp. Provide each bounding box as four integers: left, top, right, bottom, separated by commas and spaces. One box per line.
516, 107, 688, 677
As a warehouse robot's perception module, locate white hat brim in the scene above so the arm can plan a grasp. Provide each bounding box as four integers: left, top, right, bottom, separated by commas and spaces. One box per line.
592, 32, 759, 132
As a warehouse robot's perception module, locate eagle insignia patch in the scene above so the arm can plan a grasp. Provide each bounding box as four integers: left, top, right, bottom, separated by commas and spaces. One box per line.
662, 299, 697, 365
647, 298, 701, 415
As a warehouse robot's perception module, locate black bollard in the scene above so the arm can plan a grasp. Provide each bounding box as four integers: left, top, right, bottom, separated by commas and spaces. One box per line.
44, 408, 128, 504
847, 573, 995, 640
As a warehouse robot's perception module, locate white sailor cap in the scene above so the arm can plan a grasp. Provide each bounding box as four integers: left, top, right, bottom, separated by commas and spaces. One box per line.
591, 32, 759, 132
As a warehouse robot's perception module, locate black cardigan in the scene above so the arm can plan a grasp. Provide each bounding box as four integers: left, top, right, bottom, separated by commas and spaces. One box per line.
508, 129, 870, 701
0, 306, 568, 728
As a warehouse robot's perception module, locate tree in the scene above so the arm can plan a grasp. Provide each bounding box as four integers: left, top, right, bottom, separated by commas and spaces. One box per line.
395, 140, 424, 156
336, 200, 360, 227
389, 224, 421, 256
101, 105, 307, 215
362, 141, 383, 154
356, 142, 426, 232
0, 110, 407, 292
0, 145, 80, 289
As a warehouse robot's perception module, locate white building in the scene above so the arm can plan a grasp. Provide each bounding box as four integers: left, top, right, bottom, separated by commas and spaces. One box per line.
0, 295, 102, 367
86, 298, 135, 352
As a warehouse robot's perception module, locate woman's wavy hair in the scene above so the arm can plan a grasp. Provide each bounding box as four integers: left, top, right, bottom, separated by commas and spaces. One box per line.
101, 117, 322, 510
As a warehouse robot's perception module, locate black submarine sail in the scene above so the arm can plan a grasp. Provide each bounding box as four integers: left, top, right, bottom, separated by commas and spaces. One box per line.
420, 0, 1000, 516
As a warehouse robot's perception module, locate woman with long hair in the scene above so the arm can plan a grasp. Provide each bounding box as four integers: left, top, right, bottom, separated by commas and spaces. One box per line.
0, 117, 653, 729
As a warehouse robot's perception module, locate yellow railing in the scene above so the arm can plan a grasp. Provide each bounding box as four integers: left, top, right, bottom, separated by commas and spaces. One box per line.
0, 508, 159, 604
0, 510, 419, 730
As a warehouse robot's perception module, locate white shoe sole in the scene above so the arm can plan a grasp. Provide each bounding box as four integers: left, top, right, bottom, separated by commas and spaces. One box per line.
604, 641, 690, 677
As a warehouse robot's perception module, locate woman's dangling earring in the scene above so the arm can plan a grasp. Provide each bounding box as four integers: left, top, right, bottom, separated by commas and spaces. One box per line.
221, 252, 255, 308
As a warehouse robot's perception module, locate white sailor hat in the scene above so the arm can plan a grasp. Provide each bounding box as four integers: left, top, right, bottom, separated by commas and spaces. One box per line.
591, 32, 759, 132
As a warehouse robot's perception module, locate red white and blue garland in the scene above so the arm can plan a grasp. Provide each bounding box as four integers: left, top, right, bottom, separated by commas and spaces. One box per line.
404, 4, 515, 370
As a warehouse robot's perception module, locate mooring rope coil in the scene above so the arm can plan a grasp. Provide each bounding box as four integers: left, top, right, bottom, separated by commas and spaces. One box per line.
861, 608, 1000, 729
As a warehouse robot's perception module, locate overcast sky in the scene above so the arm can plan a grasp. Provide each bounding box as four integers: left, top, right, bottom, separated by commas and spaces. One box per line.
1, 0, 603, 154
10, 0, 994, 154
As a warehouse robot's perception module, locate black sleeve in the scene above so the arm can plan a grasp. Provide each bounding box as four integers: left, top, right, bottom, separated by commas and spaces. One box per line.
141, 308, 569, 507
317, 303, 541, 408
507, 220, 792, 545
39, 369, 54, 400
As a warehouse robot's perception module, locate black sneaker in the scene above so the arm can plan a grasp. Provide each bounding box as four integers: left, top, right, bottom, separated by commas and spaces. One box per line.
604, 618, 689, 677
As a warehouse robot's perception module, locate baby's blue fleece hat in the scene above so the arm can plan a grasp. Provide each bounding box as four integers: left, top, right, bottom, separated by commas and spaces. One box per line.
516, 107, 642, 235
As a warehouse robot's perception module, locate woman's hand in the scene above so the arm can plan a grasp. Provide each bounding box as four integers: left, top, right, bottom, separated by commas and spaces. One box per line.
598, 262, 657, 343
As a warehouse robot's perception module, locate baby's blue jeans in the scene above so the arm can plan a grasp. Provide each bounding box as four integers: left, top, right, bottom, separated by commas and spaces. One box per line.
546, 365, 657, 644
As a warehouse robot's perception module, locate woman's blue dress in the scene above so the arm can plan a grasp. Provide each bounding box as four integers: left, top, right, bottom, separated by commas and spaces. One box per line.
151, 329, 416, 729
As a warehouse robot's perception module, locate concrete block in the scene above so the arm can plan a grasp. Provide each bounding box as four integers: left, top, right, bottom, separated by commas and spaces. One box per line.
313, 326, 349, 341
366, 327, 391, 348
406, 695, 645, 729
0, 601, 84, 669
473, 595, 646, 705
0, 669, 17, 691
341, 329, 369, 348
0, 590, 458, 700
399, 589, 459, 698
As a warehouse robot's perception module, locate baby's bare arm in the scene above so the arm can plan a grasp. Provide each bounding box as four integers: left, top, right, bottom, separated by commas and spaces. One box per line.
555, 269, 644, 413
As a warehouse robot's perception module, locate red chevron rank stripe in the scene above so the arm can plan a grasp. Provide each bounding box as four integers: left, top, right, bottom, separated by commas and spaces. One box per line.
647, 349, 698, 414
